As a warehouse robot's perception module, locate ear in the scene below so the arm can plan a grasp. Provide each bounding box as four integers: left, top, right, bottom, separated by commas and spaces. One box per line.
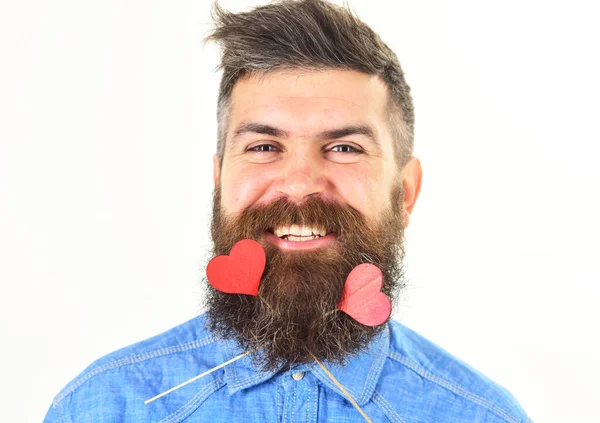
213, 154, 221, 188
400, 156, 422, 227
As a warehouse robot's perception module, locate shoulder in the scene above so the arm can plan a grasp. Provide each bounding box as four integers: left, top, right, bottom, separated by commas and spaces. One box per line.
45, 314, 224, 422
376, 320, 532, 423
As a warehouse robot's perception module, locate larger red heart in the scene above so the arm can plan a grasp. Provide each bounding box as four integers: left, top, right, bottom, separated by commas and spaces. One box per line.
206, 239, 266, 296
338, 263, 391, 327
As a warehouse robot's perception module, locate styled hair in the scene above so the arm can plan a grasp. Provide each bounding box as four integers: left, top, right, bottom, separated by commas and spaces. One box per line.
204, 0, 414, 172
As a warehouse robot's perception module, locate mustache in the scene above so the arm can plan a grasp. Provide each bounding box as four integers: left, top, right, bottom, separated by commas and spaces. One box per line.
211, 192, 369, 248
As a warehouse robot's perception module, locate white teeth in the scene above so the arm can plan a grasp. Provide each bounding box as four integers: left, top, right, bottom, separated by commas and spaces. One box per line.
300, 225, 313, 237
290, 224, 303, 236
286, 235, 321, 242
273, 225, 289, 238
273, 224, 327, 238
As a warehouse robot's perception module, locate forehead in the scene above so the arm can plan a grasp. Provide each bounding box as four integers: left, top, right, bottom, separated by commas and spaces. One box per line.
228, 69, 391, 139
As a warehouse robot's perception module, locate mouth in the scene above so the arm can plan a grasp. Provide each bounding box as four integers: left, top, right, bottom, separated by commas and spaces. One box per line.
265, 224, 338, 250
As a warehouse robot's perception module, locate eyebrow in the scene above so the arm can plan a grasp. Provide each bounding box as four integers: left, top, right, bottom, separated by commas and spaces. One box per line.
230, 122, 381, 149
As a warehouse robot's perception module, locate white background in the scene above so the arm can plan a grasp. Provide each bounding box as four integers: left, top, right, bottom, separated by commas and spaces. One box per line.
1, 0, 599, 421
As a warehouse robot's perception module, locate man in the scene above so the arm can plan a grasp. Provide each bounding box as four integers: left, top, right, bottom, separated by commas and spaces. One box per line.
44, 1, 531, 421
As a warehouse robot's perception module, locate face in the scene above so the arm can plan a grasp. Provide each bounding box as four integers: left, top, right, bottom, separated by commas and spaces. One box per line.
207, 69, 422, 371
216, 69, 407, 235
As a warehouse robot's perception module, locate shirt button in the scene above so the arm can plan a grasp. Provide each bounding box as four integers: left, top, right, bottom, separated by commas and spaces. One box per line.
292, 372, 304, 381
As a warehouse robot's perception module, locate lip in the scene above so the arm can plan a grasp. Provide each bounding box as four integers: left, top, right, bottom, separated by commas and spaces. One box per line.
265, 231, 338, 251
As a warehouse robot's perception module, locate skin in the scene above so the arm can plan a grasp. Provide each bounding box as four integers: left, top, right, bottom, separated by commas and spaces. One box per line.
213, 68, 422, 242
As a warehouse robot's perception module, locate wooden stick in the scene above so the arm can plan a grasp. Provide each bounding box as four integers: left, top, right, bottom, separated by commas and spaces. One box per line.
144, 351, 251, 404
309, 352, 372, 423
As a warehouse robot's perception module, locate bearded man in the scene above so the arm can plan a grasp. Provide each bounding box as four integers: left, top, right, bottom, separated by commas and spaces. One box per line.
44, 1, 531, 422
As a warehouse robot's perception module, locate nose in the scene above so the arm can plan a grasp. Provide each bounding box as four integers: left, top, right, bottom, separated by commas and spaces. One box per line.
275, 152, 327, 203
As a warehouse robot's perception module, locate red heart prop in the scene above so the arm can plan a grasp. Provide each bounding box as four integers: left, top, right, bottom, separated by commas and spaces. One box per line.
206, 239, 266, 296
338, 263, 391, 326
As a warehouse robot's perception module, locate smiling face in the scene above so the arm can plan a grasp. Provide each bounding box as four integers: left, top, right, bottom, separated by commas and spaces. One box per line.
207, 68, 422, 370
214, 69, 421, 246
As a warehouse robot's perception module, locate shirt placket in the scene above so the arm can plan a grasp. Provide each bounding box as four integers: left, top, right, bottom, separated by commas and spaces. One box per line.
279, 370, 319, 423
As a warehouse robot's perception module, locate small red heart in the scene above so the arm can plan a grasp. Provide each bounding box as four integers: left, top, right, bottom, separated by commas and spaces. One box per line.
206, 239, 266, 296
338, 263, 391, 326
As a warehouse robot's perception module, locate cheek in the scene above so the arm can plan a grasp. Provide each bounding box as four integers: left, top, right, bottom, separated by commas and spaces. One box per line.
221, 166, 274, 213
329, 164, 388, 217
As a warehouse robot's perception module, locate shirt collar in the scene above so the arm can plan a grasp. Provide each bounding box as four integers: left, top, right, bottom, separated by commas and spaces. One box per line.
218, 324, 390, 407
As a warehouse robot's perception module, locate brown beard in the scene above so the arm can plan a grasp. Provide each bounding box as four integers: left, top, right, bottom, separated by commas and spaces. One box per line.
205, 185, 407, 372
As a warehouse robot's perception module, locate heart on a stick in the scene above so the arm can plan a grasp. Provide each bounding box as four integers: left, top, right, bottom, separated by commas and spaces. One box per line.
206, 239, 266, 296
338, 263, 391, 327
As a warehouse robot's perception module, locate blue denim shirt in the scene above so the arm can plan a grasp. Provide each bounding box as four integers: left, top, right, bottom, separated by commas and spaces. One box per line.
43, 314, 531, 422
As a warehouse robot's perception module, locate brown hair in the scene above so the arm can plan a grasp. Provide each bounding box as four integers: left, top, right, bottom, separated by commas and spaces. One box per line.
204, 0, 415, 171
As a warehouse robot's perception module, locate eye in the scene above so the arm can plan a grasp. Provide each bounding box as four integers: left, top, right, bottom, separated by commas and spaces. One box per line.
329, 144, 362, 154
247, 144, 278, 152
